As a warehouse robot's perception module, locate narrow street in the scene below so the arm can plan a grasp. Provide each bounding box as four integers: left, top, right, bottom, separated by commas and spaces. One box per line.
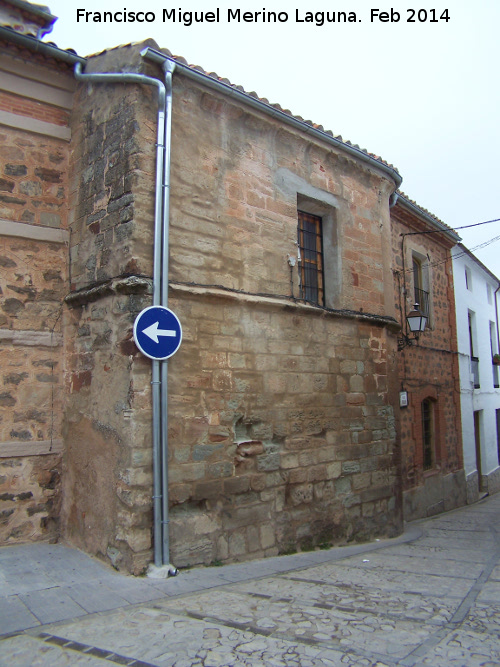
1, 493, 499, 666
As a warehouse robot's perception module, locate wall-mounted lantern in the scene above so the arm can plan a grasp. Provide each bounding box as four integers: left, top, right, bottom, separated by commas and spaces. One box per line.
398, 304, 427, 351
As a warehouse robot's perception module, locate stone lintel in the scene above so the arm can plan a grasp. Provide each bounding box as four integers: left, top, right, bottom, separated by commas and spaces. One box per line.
0, 218, 69, 244
0, 110, 71, 141
0, 328, 62, 347
0, 439, 63, 458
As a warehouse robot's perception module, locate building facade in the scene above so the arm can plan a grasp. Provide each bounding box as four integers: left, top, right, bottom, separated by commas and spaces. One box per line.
61, 43, 404, 573
2, 0, 493, 575
390, 196, 465, 520
1, 4, 406, 573
452, 244, 500, 502
0, 3, 83, 543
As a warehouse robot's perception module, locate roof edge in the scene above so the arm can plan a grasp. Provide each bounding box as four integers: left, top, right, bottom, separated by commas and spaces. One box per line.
396, 193, 461, 243
5, 0, 54, 24
152, 51, 402, 192
454, 243, 500, 284
0, 25, 86, 64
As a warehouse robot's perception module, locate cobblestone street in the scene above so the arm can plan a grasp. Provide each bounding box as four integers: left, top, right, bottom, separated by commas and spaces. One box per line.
1, 494, 499, 666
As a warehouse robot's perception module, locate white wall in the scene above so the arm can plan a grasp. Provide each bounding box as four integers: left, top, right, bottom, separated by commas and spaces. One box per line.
452, 246, 500, 491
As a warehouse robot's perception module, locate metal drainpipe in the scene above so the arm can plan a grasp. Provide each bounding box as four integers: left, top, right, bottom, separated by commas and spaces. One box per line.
140, 48, 177, 573
73, 62, 168, 570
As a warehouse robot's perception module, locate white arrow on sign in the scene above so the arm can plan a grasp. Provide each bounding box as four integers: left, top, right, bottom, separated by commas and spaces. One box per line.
142, 321, 177, 344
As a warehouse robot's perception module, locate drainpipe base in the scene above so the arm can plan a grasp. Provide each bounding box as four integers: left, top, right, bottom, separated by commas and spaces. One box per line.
147, 563, 179, 579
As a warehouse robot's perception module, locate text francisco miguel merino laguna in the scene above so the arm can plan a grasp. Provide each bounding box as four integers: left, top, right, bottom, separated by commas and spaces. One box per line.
76, 8, 363, 26
77, 8, 451, 25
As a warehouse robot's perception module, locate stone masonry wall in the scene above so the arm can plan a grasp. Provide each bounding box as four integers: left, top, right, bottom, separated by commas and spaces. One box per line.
167, 289, 402, 566
391, 204, 464, 520
162, 72, 402, 565
0, 61, 70, 543
62, 44, 159, 574
62, 42, 403, 573
61, 283, 153, 574
168, 76, 396, 319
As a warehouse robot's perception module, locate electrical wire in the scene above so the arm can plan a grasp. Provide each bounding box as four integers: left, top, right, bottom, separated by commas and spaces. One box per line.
395, 232, 500, 277
403, 216, 500, 236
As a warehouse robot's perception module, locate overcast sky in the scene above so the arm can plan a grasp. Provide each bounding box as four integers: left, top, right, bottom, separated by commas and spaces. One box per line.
44, 0, 500, 278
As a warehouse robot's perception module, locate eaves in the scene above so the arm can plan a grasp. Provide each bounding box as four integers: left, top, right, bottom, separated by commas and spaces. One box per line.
396, 193, 461, 244
159, 51, 403, 193
0, 25, 86, 65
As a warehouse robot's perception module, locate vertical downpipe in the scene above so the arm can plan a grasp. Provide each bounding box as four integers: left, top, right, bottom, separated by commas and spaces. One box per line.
160, 60, 176, 567
152, 105, 166, 568
140, 47, 177, 573
73, 62, 167, 569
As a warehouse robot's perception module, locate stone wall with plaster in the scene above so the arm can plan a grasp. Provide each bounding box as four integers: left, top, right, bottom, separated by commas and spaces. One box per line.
63, 42, 404, 573
0, 43, 72, 543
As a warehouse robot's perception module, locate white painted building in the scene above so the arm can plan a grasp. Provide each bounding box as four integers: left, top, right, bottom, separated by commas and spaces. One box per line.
452, 244, 500, 502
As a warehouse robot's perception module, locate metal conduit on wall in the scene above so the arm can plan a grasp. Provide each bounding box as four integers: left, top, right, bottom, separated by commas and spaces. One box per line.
73, 60, 177, 574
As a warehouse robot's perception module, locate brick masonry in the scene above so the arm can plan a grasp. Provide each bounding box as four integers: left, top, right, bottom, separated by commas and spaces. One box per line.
0, 47, 71, 543
391, 203, 465, 519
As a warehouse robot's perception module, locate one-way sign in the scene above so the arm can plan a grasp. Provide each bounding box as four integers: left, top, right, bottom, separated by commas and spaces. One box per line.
133, 306, 182, 360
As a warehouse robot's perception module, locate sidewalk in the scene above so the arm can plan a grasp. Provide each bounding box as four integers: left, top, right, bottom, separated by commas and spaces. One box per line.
0, 493, 499, 666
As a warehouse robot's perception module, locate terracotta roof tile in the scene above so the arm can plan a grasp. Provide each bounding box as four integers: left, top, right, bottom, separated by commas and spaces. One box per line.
161, 50, 399, 175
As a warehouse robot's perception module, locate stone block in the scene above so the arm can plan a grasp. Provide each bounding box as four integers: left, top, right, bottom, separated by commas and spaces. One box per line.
260, 522, 275, 549
287, 483, 313, 506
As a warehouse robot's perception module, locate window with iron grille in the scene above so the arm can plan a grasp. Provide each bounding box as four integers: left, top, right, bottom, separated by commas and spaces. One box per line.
412, 255, 430, 318
298, 210, 324, 306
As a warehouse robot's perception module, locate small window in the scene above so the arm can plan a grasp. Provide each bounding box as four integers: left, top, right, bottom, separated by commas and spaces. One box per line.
465, 266, 472, 291
412, 255, 430, 318
298, 210, 324, 306
487, 283, 493, 305
469, 311, 480, 388
422, 398, 435, 470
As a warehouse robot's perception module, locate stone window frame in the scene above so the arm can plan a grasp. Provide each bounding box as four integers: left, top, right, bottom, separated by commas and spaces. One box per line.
296, 193, 341, 310
408, 246, 433, 329
411, 250, 431, 321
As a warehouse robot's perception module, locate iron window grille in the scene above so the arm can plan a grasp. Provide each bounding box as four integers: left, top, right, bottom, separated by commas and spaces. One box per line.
412, 257, 430, 318
414, 286, 430, 319
298, 210, 324, 306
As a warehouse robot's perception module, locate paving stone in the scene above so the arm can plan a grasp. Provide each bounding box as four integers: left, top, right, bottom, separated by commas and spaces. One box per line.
157, 589, 434, 659
418, 627, 500, 666
0, 494, 499, 666
231, 577, 458, 624
19, 588, 87, 624
0, 635, 113, 665
381, 544, 491, 564
64, 583, 130, 614
281, 562, 474, 599
0, 595, 39, 635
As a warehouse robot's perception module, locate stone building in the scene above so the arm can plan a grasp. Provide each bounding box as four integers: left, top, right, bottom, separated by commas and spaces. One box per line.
390, 195, 465, 520
0, 0, 471, 574
60, 40, 404, 573
0, 2, 84, 543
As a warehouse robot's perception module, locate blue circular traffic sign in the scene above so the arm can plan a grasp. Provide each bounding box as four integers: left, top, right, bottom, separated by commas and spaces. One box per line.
133, 306, 182, 360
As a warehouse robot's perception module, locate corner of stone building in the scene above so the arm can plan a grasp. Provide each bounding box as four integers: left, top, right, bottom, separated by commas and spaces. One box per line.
61, 42, 160, 574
